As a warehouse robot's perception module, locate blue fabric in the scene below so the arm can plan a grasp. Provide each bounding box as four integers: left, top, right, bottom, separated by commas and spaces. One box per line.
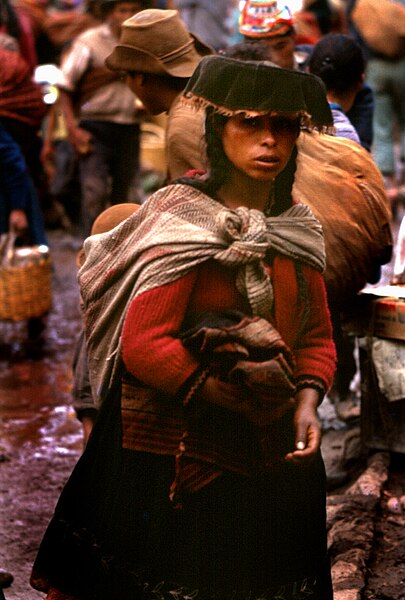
0, 124, 47, 245
331, 107, 361, 145
346, 83, 374, 152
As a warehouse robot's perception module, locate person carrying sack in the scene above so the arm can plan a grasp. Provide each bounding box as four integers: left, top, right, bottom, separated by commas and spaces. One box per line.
348, 0, 405, 209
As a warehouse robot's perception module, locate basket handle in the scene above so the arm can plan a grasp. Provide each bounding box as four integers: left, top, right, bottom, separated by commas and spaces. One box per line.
0, 232, 17, 267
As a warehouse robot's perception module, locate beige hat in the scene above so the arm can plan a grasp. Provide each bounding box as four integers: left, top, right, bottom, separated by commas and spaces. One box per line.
105, 8, 212, 77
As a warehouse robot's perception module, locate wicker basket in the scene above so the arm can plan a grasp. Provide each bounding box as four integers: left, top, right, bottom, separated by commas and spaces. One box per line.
0, 234, 52, 321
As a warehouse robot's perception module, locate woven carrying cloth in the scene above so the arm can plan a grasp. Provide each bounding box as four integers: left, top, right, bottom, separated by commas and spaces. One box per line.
78, 184, 325, 403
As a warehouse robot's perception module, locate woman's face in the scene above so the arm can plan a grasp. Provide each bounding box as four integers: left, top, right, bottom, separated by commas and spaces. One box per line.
221, 113, 300, 182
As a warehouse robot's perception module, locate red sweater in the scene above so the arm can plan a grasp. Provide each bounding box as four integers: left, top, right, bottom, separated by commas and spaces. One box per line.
122, 255, 336, 397
120, 254, 336, 480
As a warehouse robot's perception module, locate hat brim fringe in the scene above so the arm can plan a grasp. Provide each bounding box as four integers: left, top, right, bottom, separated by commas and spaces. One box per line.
181, 93, 336, 134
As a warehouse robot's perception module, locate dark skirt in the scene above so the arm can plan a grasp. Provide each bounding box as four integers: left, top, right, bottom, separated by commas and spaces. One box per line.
31, 389, 333, 600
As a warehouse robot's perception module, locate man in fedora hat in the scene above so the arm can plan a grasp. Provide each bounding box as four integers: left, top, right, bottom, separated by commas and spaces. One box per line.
56, 0, 150, 238
105, 8, 212, 179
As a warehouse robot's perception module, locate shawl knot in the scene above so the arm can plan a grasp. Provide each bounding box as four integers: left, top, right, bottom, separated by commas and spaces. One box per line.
215, 207, 268, 264
214, 208, 272, 316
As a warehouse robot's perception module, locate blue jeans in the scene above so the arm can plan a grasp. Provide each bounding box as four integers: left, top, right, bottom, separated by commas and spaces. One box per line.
78, 120, 140, 237
367, 57, 405, 175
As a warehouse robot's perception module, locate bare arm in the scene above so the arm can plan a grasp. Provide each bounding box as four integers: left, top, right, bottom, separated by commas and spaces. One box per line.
58, 88, 93, 155
285, 387, 321, 463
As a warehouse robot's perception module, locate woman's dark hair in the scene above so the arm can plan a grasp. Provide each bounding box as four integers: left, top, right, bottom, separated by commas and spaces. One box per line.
308, 33, 365, 93
175, 107, 299, 216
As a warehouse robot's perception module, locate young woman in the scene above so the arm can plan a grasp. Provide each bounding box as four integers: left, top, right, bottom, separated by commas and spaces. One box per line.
31, 56, 337, 600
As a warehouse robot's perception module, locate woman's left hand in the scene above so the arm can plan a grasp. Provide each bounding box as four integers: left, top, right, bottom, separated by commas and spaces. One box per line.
285, 388, 321, 463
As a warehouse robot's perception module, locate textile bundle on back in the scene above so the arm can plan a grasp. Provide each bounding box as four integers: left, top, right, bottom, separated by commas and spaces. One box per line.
294, 132, 392, 305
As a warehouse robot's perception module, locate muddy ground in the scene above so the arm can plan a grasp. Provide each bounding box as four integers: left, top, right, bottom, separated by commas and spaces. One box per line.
0, 230, 83, 599
364, 455, 405, 600
0, 227, 404, 600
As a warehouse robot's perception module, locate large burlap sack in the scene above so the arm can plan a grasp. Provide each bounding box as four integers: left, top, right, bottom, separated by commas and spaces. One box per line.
351, 0, 405, 59
294, 132, 393, 305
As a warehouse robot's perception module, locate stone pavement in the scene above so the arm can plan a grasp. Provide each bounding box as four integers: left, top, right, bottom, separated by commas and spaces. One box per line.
327, 450, 390, 600
321, 206, 404, 598
320, 395, 391, 600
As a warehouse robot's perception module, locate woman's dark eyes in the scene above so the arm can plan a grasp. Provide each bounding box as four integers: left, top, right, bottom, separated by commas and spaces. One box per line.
272, 118, 288, 127
244, 118, 260, 127
243, 117, 297, 131
270, 118, 296, 131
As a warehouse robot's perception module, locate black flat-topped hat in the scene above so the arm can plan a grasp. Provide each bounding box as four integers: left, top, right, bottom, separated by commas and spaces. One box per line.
182, 55, 334, 131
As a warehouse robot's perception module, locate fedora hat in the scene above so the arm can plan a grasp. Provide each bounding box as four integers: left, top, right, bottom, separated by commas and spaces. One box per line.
105, 9, 212, 77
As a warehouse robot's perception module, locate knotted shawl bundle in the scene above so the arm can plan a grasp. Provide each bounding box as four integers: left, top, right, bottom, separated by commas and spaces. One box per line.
180, 310, 296, 401
78, 184, 325, 403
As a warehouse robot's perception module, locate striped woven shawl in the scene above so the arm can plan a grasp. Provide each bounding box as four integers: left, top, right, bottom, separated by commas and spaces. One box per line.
78, 184, 325, 403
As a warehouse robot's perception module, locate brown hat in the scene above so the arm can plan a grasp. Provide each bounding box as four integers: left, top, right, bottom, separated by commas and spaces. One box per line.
105, 8, 212, 77
77, 203, 140, 267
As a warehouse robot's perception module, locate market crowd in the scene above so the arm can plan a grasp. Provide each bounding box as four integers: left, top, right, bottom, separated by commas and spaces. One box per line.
0, 0, 404, 597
